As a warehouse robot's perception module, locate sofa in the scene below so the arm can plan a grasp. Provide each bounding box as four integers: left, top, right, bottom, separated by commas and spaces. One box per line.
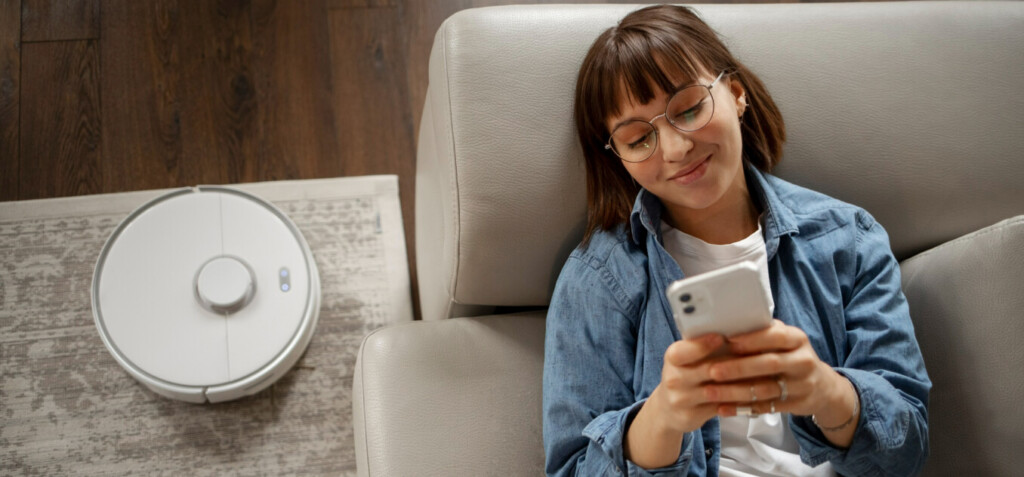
353, 3, 1024, 475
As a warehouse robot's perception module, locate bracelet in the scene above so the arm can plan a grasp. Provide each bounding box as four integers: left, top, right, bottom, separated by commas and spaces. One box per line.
812, 381, 860, 432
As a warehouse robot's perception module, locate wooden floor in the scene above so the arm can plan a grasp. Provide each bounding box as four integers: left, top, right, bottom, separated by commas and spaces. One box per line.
0, 0, 876, 318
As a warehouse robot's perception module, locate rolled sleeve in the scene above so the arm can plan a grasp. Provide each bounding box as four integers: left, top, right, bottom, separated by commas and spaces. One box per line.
792, 212, 930, 476
580, 400, 695, 477
544, 252, 694, 476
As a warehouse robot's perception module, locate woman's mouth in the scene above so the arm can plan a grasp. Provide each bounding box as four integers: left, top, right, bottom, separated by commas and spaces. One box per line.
668, 155, 710, 185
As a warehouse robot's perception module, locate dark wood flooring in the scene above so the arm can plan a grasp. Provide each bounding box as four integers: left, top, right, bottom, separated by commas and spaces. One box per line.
0, 0, 882, 319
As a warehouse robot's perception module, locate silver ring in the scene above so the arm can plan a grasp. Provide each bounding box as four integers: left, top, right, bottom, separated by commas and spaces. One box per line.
750, 385, 758, 402
777, 377, 788, 402
770, 401, 776, 414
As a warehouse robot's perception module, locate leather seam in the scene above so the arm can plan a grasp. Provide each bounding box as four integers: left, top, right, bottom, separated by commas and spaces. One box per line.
901, 215, 1024, 268
356, 329, 376, 476
439, 17, 461, 317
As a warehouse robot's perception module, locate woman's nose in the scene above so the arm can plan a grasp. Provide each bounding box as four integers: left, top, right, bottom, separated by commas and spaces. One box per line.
656, 122, 693, 162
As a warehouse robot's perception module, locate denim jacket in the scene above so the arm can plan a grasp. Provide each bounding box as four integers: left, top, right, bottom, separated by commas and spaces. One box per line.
543, 166, 930, 477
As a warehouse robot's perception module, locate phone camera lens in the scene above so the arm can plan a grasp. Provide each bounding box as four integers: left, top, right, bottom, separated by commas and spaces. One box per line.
684, 305, 696, 314
680, 293, 691, 303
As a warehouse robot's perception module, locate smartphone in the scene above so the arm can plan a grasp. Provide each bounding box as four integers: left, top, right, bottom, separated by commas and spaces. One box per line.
666, 260, 773, 340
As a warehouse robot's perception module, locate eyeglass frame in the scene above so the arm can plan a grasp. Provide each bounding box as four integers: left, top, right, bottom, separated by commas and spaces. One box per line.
604, 70, 728, 163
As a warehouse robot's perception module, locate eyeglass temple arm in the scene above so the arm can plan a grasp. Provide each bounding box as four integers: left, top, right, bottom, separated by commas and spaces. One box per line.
710, 70, 726, 88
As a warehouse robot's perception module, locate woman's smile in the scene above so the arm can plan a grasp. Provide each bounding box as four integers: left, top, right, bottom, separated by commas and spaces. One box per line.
667, 154, 711, 185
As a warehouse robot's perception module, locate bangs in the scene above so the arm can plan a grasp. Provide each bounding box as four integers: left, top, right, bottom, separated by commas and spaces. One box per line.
590, 27, 712, 133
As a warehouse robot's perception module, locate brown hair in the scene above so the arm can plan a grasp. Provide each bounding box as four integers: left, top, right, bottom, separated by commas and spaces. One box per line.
574, 5, 785, 244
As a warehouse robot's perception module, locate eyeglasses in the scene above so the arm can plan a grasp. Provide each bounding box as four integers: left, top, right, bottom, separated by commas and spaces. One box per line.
604, 71, 726, 163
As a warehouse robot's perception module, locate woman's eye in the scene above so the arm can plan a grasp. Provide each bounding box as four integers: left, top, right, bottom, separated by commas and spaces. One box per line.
628, 132, 652, 149
676, 104, 703, 123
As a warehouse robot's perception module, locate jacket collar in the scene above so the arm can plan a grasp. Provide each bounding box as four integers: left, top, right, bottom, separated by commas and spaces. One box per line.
628, 188, 664, 245
628, 163, 799, 258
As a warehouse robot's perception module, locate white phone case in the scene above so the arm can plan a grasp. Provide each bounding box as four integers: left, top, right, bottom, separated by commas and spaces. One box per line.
666, 260, 773, 339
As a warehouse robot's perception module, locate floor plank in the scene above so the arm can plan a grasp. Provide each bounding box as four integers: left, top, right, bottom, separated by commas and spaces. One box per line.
0, 0, 20, 201
100, 0, 198, 192
101, 0, 256, 194
328, 7, 414, 178
250, 0, 338, 182
327, 0, 396, 8
19, 40, 101, 199
328, 6, 419, 318
176, 0, 258, 186
21, 0, 100, 42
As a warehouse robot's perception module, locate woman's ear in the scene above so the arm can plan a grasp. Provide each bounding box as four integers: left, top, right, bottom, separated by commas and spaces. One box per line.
730, 77, 747, 116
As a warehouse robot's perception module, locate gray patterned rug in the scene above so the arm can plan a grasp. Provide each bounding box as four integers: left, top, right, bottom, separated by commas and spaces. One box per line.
0, 176, 413, 476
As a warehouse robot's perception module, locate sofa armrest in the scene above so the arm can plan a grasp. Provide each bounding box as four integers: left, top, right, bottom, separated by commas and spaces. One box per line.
900, 216, 1024, 476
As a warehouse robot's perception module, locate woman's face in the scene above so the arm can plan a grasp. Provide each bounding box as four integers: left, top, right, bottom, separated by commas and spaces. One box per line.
605, 70, 748, 228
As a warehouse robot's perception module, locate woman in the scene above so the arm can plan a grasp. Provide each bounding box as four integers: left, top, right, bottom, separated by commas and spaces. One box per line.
543, 5, 930, 476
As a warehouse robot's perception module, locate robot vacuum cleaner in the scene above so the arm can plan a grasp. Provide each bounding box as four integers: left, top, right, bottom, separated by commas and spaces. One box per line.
91, 186, 321, 403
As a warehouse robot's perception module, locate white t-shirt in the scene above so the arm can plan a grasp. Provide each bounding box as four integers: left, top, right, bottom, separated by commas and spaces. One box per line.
661, 221, 836, 477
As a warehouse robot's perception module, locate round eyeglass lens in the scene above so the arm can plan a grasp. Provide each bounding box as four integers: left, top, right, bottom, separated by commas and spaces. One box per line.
610, 121, 657, 163
667, 85, 714, 131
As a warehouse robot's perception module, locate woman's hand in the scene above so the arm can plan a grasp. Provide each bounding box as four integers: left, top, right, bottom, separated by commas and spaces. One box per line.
708, 319, 861, 447
626, 320, 861, 468
624, 333, 730, 468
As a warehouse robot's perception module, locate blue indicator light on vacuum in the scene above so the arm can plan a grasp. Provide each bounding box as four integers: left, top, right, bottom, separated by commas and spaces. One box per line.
279, 267, 291, 291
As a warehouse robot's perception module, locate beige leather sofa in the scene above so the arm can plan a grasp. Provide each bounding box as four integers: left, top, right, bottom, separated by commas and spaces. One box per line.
353, 3, 1024, 475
